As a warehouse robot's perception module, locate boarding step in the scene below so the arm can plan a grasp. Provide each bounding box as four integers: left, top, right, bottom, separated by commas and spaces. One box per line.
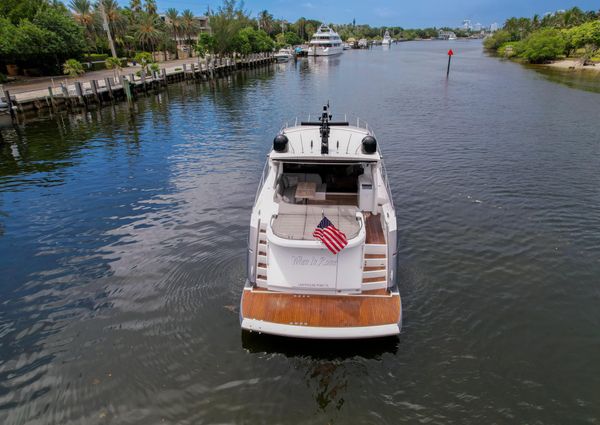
362, 265, 386, 279
257, 253, 267, 263
257, 262, 268, 275
362, 276, 387, 291
364, 243, 386, 255
256, 275, 268, 286
363, 254, 387, 267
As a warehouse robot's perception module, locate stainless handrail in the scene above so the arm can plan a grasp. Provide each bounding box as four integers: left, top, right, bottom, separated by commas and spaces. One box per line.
253, 160, 269, 204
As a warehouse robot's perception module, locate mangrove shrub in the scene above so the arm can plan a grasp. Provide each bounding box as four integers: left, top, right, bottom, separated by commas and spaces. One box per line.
519, 29, 566, 63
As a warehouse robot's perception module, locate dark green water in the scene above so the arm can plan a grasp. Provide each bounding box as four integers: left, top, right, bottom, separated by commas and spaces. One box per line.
1, 40, 599, 424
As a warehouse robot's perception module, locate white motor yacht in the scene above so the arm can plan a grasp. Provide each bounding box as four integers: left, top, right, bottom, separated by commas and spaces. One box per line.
382, 30, 392, 46
240, 104, 401, 339
308, 25, 343, 56
274, 48, 294, 62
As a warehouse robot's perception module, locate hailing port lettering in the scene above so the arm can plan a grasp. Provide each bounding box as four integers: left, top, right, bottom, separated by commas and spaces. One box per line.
291, 256, 337, 267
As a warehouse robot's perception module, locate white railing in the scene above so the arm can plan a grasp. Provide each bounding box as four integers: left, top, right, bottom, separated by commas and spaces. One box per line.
380, 157, 394, 209
281, 114, 375, 135
253, 159, 269, 204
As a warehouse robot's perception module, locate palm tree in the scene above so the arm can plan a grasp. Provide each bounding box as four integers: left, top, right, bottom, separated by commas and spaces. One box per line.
532, 14, 540, 30
165, 8, 180, 58
70, 0, 96, 49
129, 0, 141, 14
99, 0, 127, 40
71, 0, 94, 26
180, 9, 198, 49
144, 0, 157, 16
135, 12, 163, 53
258, 10, 273, 34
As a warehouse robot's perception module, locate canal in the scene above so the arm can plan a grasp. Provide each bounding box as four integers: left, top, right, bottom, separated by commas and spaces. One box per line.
1, 40, 599, 424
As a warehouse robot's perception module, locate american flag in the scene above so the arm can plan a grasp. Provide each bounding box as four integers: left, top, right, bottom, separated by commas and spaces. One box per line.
313, 216, 348, 255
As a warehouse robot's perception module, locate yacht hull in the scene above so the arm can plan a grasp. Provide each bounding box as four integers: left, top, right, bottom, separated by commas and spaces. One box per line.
240, 284, 402, 339
307, 46, 344, 56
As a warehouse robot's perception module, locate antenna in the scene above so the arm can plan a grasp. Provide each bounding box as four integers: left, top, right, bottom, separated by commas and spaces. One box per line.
319, 103, 332, 154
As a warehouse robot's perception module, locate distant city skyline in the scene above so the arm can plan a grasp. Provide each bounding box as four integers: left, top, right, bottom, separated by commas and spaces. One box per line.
147, 0, 599, 28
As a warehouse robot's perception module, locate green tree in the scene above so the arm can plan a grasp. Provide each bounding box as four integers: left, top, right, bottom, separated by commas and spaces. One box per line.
504, 17, 531, 40
134, 12, 162, 52
209, 0, 251, 54
133, 51, 152, 74
0, 17, 19, 59
180, 9, 198, 48
144, 0, 156, 16
98, 0, 127, 43
0, 0, 46, 24
483, 30, 512, 50
69, 0, 96, 50
105, 56, 122, 79
518, 28, 566, 63
33, 6, 85, 58
258, 10, 273, 34
283, 31, 301, 46
195, 32, 215, 57
567, 20, 600, 50
165, 8, 180, 58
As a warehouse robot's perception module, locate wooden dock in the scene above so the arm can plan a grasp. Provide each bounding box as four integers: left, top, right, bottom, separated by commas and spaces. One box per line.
1, 53, 274, 116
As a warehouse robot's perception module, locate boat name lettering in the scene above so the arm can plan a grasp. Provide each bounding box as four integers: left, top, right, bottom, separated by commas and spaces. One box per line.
297, 282, 331, 288
291, 256, 337, 267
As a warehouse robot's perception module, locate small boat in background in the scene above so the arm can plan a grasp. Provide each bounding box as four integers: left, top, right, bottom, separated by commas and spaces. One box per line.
274, 48, 294, 62
382, 30, 392, 47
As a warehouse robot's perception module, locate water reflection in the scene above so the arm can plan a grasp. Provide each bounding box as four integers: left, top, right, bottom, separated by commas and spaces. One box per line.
300, 56, 343, 76
527, 65, 600, 93
243, 332, 398, 412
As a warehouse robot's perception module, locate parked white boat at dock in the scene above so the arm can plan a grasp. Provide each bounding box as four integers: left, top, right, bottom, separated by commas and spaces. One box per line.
274, 48, 294, 62
240, 104, 400, 339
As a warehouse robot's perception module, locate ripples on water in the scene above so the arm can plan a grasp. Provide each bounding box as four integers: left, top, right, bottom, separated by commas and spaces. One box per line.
1, 41, 599, 424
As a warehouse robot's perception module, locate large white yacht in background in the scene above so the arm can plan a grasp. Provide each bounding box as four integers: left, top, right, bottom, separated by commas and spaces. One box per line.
240, 104, 400, 339
308, 25, 344, 56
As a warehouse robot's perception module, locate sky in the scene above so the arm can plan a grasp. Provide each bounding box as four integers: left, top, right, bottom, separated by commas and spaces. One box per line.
151, 0, 599, 28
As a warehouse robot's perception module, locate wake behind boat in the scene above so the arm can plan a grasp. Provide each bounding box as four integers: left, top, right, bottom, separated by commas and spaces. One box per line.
240, 104, 401, 339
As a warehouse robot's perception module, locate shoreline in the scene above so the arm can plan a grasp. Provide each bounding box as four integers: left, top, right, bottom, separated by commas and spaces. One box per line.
543, 59, 600, 73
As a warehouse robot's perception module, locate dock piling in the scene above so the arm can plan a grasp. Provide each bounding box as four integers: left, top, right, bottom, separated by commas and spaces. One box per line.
47, 87, 56, 110
4, 90, 17, 120
123, 78, 133, 102
74, 81, 85, 106
104, 77, 114, 100
90, 80, 99, 103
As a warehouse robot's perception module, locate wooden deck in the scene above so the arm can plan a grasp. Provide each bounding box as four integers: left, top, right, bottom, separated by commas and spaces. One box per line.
364, 213, 385, 244
241, 288, 401, 328
307, 194, 358, 206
